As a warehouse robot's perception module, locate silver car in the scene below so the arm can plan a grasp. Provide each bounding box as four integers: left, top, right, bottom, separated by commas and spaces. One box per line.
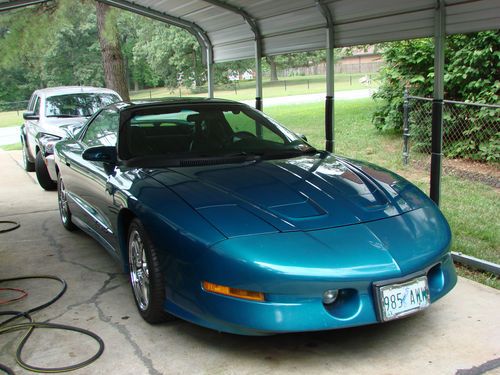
21, 86, 122, 190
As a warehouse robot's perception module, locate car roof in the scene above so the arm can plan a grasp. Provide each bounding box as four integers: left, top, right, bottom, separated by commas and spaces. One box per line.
111, 97, 247, 112
33, 86, 122, 99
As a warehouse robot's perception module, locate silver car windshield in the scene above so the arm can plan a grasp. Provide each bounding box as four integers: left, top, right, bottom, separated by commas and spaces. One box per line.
45, 93, 120, 117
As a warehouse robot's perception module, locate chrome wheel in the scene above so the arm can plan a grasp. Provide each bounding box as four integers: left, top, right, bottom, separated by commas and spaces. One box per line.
57, 176, 76, 231
129, 229, 150, 311
58, 178, 70, 224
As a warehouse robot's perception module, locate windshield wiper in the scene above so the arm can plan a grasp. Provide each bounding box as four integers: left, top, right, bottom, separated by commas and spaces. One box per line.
220, 151, 261, 160
125, 152, 260, 168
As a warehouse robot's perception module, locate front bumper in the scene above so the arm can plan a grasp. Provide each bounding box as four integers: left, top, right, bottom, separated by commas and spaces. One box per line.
165, 254, 456, 335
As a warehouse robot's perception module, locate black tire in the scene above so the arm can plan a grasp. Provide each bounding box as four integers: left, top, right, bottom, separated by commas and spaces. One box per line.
35, 151, 57, 190
57, 175, 77, 231
128, 218, 174, 324
21, 139, 35, 172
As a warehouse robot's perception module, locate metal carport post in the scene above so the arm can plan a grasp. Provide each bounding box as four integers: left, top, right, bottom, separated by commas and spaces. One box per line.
202, 0, 264, 111
430, 0, 445, 205
318, 0, 335, 153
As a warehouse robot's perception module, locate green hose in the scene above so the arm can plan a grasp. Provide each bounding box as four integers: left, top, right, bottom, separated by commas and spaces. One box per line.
0, 276, 105, 374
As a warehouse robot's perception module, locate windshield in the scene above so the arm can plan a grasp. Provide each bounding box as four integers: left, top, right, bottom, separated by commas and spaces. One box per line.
122, 104, 315, 164
45, 93, 120, 117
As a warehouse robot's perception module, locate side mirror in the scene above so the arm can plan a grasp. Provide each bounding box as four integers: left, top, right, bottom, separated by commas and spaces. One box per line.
297, 134, 308, 142
23, 111, 39, 120
83, 146, 117, 165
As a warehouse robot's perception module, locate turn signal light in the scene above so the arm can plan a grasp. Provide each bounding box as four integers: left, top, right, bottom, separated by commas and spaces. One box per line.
202, 281, 265, 302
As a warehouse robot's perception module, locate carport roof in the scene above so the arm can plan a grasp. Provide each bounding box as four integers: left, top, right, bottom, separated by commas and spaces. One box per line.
1, 0, 499, 62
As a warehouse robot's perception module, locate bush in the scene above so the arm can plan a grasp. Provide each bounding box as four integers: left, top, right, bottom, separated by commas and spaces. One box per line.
373, 31, 500, 161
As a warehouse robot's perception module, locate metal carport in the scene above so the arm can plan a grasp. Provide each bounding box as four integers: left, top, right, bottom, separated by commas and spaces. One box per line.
1, 0, 499, 204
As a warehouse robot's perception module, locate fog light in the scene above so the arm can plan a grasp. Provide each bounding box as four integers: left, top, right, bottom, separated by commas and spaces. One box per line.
323, 289, 339, 304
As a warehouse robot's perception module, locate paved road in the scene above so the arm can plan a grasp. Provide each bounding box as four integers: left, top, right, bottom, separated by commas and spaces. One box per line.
0, 125, 20, 146
1, 149, 499, 375
0, 89, 374, 146
242, 88, 374, 107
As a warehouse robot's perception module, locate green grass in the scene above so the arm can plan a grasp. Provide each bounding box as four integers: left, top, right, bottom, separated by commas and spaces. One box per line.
456, 265, 500, 289
0, 110, 23, 128
399, 175, 499, 265
441, 177, 499, 263
0, 74, 376, 128
267, 99, 499, 287
130, 74, 377, 101
266, 98, 402, 169
0, 142, 21, 151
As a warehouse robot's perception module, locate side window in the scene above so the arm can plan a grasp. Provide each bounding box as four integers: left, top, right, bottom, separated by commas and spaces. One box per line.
223, 111, 284, 144
33, 97, 41, 115
82, 110, 119, 147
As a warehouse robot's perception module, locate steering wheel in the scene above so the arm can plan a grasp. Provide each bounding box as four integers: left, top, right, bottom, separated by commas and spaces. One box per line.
231, 131, 256, 143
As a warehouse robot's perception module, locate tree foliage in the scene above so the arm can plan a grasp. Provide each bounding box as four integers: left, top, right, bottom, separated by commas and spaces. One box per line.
373, 31, 499, 161
0, 0, 103, 102
0, 1, 330, 104
130, 18, 204, 88
373, 31, 499, 131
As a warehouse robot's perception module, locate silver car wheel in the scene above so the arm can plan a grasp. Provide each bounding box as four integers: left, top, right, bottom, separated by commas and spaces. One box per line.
58, 179, 69, 224
129, 229, 150, 311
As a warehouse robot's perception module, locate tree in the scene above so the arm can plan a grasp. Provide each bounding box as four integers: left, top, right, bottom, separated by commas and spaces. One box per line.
214, 59, 254, 84
0, 5, 53, 101
373, 31, 500, 161
43, 0, 103, 88
0, 0, 106, 102
132, 21, 205, 89
96, 2, 130, 100
117, 12, 158, 90
266, 56, 279, 81
373, 31, 499, 131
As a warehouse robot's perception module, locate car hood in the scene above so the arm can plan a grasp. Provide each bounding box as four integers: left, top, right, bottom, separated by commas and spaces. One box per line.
38, 118, 87, 138
147, 153, 431, 237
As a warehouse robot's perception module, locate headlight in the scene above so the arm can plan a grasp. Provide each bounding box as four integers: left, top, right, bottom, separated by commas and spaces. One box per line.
39, 134, 61, 155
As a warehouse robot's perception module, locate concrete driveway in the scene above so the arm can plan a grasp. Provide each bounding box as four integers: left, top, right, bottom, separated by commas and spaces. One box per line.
1, 150, 499, 375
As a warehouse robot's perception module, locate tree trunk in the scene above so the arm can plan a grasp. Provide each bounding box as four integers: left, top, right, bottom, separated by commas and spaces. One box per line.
96, 2, 130, 101
266, 56, 279, 81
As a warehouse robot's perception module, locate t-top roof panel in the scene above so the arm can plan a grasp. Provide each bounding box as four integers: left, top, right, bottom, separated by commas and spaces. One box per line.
1, 0, 499, 62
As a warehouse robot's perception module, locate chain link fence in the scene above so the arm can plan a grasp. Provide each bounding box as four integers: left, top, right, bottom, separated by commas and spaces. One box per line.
401, 91, 500, 275
403, 92, 500, 168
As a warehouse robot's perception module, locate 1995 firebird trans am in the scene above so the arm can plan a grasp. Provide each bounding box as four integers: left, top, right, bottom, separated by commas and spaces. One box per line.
54, 98, 457, 335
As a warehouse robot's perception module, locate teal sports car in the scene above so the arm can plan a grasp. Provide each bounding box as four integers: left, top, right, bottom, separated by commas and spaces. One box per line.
54, 98, 457, 335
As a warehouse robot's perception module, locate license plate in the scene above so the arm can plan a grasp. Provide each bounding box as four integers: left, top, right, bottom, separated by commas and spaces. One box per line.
377, 276, 430, 321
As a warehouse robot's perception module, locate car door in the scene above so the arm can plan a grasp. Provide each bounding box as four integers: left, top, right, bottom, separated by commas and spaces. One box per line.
64, 109, 120, 251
